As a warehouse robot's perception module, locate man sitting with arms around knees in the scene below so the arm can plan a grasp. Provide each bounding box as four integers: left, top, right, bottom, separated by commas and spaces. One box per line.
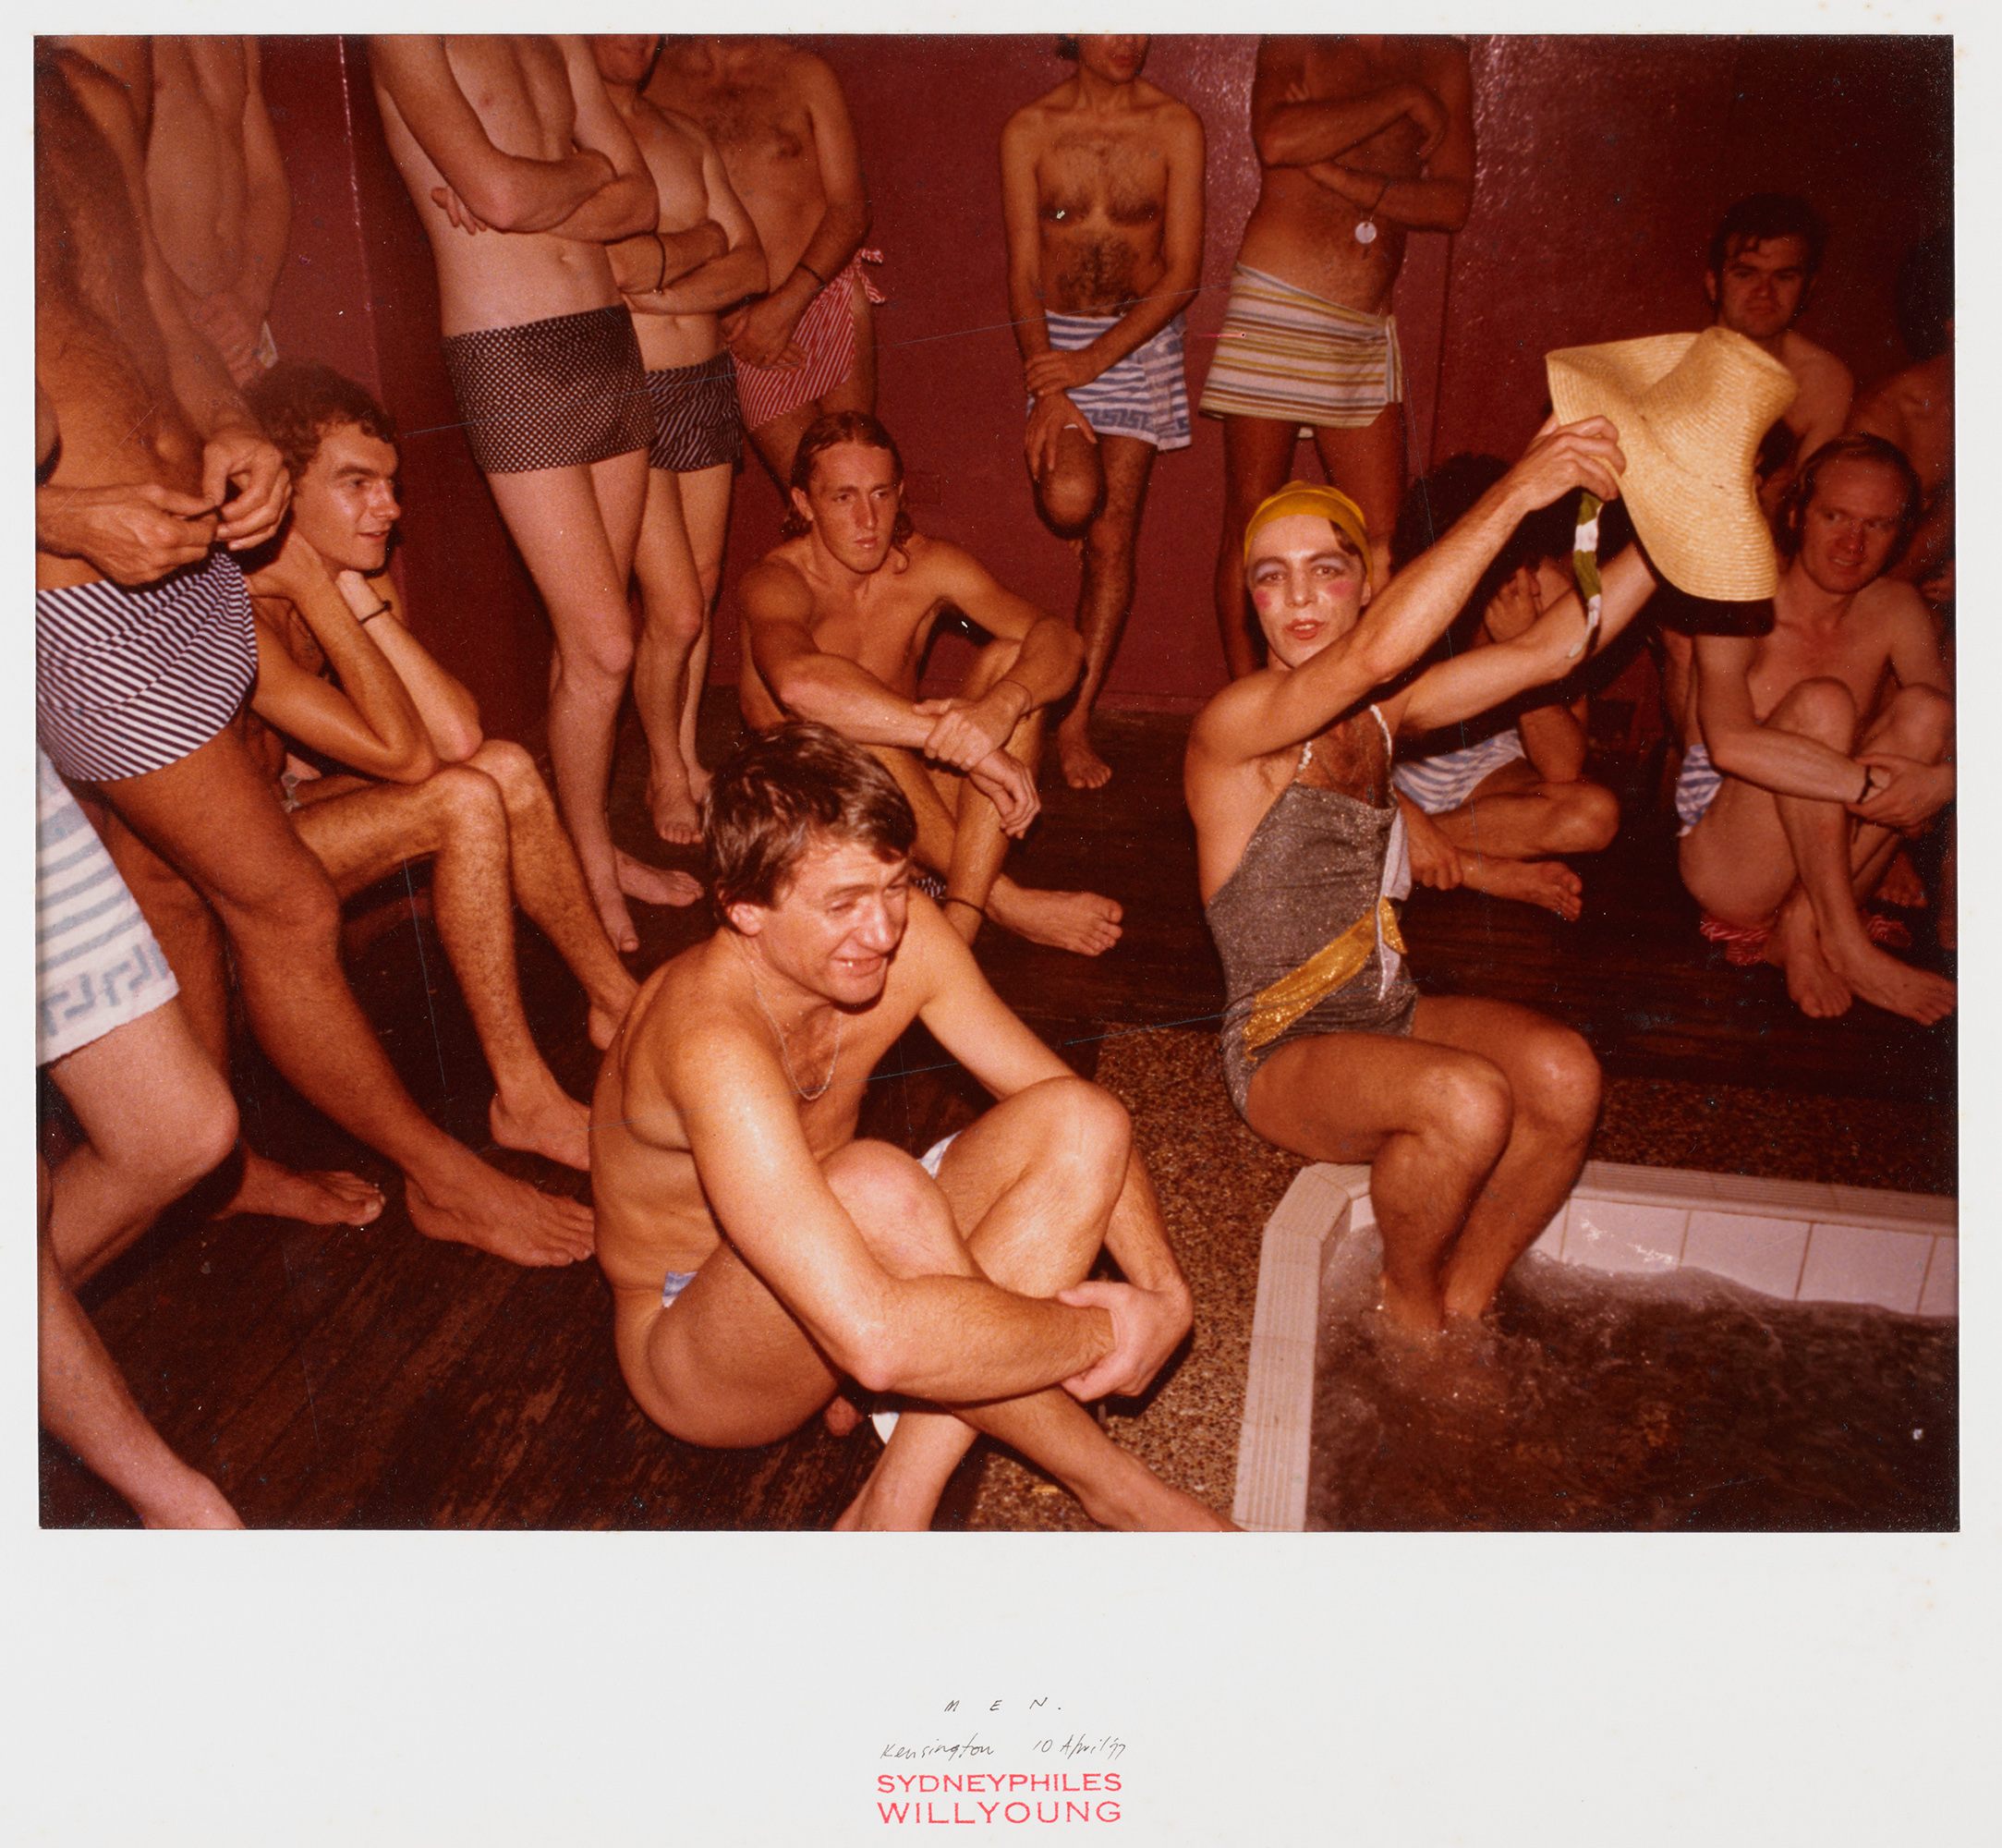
229, 361, 645, 1177
1389, 455, 1622, 921
1671, 434, 1955, 1024
591, 723, 1232, 1530
1186, 414, 1660, 1343
739, 411, 1123, 956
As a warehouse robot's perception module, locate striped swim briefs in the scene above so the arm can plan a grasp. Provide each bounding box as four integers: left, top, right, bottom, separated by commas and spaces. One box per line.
1675, 743, 1725, 836
1036, 311, 1193, 452
36, 748, 180, 1065
645, 352, 743, 473
1391, 728, 1528, 815
734, 249, 885, 433
443, 304, 652, 475
1197, 264, 1404, 430
37, 550, 258, 784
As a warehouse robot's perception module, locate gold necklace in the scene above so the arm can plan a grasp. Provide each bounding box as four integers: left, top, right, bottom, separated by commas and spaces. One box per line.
737, 940, 843, 1100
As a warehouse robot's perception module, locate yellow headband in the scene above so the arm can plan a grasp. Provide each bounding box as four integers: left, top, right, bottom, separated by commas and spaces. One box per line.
1243, 481, 1373, 582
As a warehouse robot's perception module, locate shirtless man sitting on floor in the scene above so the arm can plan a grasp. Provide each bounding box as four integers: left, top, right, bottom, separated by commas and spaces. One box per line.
739, 411, 1123, 956
1389, 456, 1621, 922
1186, 421, 1656, 1340
236, 360, 641, 1179
1669, 435, 1955, 1025
591, 723, 1232, 1531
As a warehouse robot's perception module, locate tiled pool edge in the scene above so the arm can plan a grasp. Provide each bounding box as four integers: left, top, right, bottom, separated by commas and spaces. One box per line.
1230, 1161, 1959, 1535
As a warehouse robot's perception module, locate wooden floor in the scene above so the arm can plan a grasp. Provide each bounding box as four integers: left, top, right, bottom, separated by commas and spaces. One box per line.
41, 701, 1954, 1528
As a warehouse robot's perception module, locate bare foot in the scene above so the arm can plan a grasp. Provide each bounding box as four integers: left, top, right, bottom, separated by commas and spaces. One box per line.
823, 1392, 864, 1438
138, 1467, 245, 1529
489, 1088, 592, 1173
989, 883, 1123, 955
646, 775, 704, 848
1055, 721, 1112, 791
1765, 909, 1853, 1018
1464, 856, 1583, 921
1826, 936, 1956, 1026
406, 1151, 595, 1267
616, 848, 702, 909
1877, 847, 1927, 910
218, 1150, 384, 1226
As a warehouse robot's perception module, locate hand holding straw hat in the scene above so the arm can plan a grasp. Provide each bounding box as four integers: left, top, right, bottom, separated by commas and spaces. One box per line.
1545, 326, 1799, 604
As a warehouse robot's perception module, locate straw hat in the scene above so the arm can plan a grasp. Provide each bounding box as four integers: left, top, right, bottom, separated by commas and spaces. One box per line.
1544, 327, 1798, 600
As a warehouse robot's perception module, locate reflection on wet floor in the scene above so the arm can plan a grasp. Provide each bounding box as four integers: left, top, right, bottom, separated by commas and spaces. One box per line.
1307, 1229, 1957, 1533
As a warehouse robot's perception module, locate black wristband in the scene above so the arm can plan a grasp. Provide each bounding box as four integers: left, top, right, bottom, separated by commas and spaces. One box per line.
358, 602, 391, 627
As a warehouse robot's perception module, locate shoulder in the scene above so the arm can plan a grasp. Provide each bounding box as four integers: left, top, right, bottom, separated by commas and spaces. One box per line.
777, 43, 843, 98
1144, 88, 1205, 144
1855, 574, 1931, 635
1784, 332, 1855, 401
1001, 93, 1059, 146
741, 551, 815, 614
1190, 670, 1280, 760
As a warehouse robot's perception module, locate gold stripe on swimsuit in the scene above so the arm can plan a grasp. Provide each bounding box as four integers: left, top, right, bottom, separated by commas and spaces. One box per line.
1242, 898, 1407, 1054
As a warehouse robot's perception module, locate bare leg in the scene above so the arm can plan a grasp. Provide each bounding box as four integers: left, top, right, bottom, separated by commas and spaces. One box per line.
1214, 414, 1299, 679
1311, 404, 1406, 585
1245, 998, 1598, 1334
623, 1084, 1230, 1530
102, 729, 594, 1266
44, 1002, 241, 1285
485, 450, 654, 952
293, 772, 593, 1173
1682, 678, 1955, 1024
1057, 434, 1156, 790
39, 1170, 241, 1529
96, 801, 385, 1227
1425, 760, 1620, 920
463, 740, 647, 1045
632, 461, 730, 846
678, 462, 734, 810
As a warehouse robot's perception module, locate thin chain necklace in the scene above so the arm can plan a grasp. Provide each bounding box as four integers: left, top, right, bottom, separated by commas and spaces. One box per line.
736, 939, 843, 1100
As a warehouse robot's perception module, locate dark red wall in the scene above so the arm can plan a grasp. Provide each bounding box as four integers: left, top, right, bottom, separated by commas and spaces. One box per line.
256, 34, 1950, 740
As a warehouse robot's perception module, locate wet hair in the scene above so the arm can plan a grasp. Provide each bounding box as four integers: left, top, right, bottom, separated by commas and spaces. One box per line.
780, 410, 916, 547
245, 360, 400, 481
1774, 434, 1923, 565
705, 721, 916, 915
1707, 193, 1828, 283
1895, 224, 1953, 361
1054, 35, 1080, 60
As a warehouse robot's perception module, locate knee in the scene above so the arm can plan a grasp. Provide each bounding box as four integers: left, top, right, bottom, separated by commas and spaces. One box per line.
557, 625, 636, 688
1037, 459, 1102, 535
1882, 683, 1954, 760
426, 762, 509, 841
467, 739, 545, 813
1511, 1025, 1603, 1142
1038, 1076, 1133, 1173
645, 589, 707, 651
1551, 780, 1620, 855
1774, 676, 1859, 743
1410, 1057, 1514, 1166
824, 1141, 961, 1270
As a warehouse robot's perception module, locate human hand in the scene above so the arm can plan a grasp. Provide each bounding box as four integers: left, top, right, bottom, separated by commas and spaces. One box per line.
1402, 82, 1448, 160
1399, 795, 1463, 889
1481, 565, 1545, 642
35, 480, 217, 586
1853, 753, 1953, 833
431, 185, 491, 235
1025, 391, 1096, 475
1025, 346, 1102, 398
239, 520, 328, 603
1057, 1276, 1193, 1402
966, 748, 1040, 837
202, 430, 292, 550
917, 687, 1022, 771
1508, 416, 1627, 512
726, 291, 808, 369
